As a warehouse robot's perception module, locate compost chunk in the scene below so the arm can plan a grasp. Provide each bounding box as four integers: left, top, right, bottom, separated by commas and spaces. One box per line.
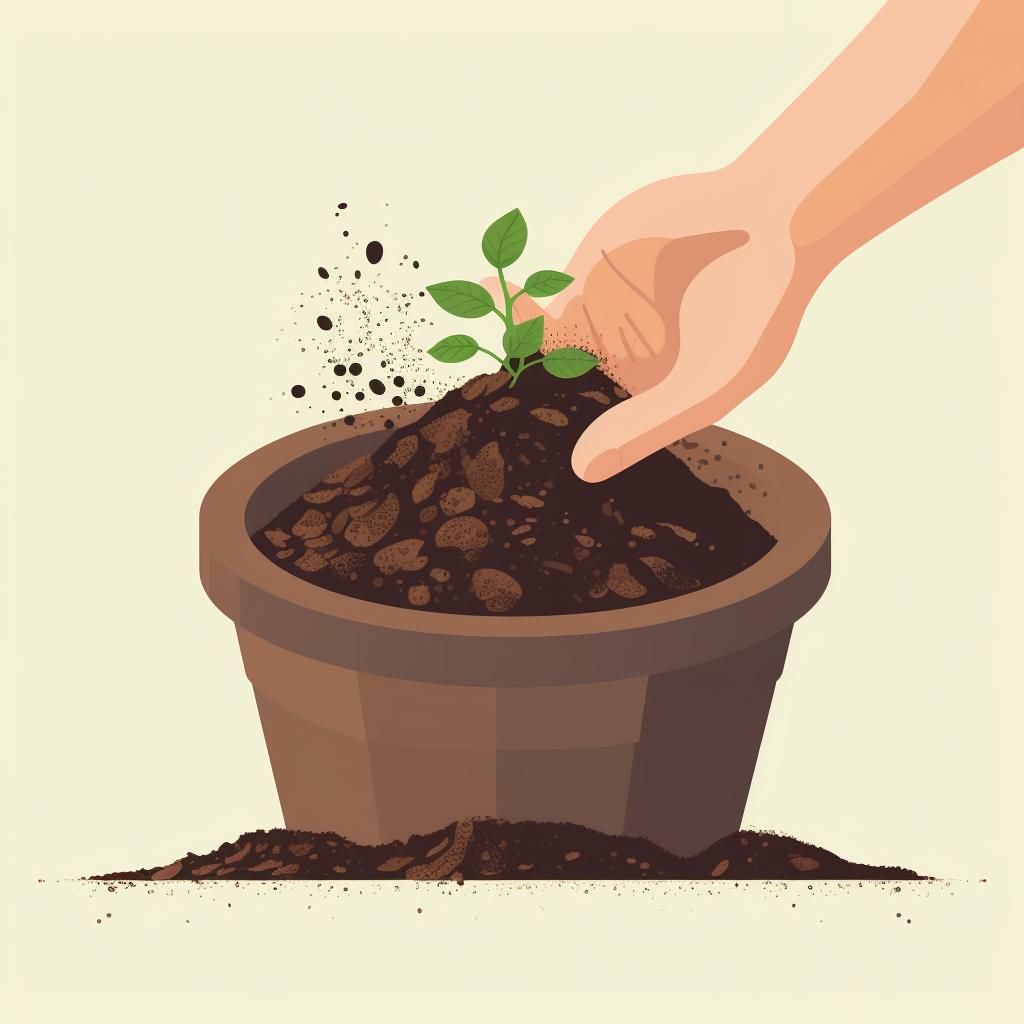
252, 369, 776, 615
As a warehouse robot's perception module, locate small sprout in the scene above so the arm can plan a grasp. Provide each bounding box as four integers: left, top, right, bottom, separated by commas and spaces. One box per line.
424, 209, 599, 388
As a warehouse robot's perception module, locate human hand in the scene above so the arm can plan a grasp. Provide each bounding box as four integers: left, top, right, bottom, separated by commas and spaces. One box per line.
486, 167, 822, 482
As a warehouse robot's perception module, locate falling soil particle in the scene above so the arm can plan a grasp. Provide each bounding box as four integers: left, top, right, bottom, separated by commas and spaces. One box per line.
253, 370, 776, 615
93, 820, 923, 882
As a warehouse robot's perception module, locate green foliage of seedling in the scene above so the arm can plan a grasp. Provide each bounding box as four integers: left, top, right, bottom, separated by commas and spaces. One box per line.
523, 269, 573, 297
543, 345, 601, 378
428, 335, 480, 363
425, 209, 599, 388
424, 281, 495, 318
481, 208, 528, 269
503, 316, 544, 359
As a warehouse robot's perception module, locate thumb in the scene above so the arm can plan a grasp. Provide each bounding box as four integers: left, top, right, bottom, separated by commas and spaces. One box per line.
479, 277, 547, 324
571, 379, 738, 483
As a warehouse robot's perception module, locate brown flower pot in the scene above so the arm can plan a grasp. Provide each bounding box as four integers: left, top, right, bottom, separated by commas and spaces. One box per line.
200, 405, 830, 857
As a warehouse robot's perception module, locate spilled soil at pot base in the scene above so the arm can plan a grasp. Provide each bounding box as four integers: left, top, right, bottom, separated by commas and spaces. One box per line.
94, 818, 922, 882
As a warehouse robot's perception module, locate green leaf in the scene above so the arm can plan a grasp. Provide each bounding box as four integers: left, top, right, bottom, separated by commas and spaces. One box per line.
425, 281, 495, 318
428, 335, 480, 363
503, 316, 544, 359
524, 270, 574, 297
481, 209, 528, 269
543, 346, 600, 379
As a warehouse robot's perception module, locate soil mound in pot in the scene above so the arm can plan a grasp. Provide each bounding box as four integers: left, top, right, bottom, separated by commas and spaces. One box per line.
94, 818, 922, 881
252, 369, 776, 615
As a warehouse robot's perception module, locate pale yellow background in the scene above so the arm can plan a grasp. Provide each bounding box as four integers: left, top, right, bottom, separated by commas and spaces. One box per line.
3, 1, 1022, 1019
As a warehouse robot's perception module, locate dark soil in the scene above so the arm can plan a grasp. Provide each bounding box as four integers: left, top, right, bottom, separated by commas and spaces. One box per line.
252, 369, 777, 615
93, 818, 922, 882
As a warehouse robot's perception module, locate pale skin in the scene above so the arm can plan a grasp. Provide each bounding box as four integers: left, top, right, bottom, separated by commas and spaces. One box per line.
485, 0, 1024, 482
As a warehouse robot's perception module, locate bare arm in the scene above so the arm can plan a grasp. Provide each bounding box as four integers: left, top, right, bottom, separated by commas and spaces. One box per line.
739, 0, 1024, 274
525, 0, 1024, 481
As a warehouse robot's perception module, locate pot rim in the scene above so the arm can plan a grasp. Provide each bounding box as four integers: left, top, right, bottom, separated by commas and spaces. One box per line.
200, 402, 830, 642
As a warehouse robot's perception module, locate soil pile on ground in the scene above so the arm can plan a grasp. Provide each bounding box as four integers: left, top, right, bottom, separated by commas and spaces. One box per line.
94, 818, 921, 881
252, 369, 776, 615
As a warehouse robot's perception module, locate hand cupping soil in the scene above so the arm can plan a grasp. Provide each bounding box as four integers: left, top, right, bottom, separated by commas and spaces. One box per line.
252, 369, 776, 615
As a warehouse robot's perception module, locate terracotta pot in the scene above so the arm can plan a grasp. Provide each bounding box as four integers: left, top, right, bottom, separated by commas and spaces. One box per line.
200, 405, 830, 857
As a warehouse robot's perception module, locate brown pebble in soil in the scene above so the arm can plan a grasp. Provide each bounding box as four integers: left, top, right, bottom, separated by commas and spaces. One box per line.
530, 407, 569, 427
324, 455, 373, 488
420, 408, 472, 455
384, 435, 419, 469
658, 522, 698, 543
464, 441, 505, 501
543, 561, 573, 575
510, 494, 544, 509
344, 492, 399, 547
460, 378, 489, 401
292, 509, 327, 539
789, 855, 821, 872
376, 855, 416, 873
346, 499, 377, 521
373, 539, 428, 575
435, 516, 490, 554
606, 562, 647, 599
439, 486, 476, 516
411, 470, 439, 504
639, 556, 700, 593
303, 487, 344, 505
94, 821, 925, 883
150, 861, 182, 880
471, 568, 523, 613
294, 550, 328, 572
330, 508, 351, 535
329, 551, 366, 575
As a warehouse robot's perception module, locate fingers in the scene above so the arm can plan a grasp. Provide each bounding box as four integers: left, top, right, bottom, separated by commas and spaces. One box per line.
478, 277, 547, 324
571, 240, 800, 483
571, 382, 740, 483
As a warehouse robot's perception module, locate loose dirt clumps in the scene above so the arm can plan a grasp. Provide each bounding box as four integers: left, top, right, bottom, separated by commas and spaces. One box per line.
252, 369, 777, 615
94, 819, 923, 882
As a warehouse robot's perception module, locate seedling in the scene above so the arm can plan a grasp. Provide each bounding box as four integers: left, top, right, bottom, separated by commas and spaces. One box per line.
425, 209, 600, 388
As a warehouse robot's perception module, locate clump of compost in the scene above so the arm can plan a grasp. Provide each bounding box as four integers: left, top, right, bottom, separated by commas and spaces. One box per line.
251, 367, 776, 615
94, 818, 923, 882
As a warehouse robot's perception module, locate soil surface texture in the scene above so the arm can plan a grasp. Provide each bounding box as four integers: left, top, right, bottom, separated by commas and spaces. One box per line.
252, 369, 776, 615
94, 818, 921, 882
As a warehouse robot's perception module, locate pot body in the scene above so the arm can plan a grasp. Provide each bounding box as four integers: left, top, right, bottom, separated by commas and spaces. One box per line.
201, 408, 829, 857
238, 623, 791, 856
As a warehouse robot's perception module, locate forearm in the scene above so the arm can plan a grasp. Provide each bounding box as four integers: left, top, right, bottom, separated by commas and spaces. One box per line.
732, 0, 1024, 276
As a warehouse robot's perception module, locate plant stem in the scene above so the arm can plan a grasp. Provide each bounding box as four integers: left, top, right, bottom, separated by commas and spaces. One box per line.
495, 266, 520, 382
477, 345, 505, 365
497, 266, 515, 324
